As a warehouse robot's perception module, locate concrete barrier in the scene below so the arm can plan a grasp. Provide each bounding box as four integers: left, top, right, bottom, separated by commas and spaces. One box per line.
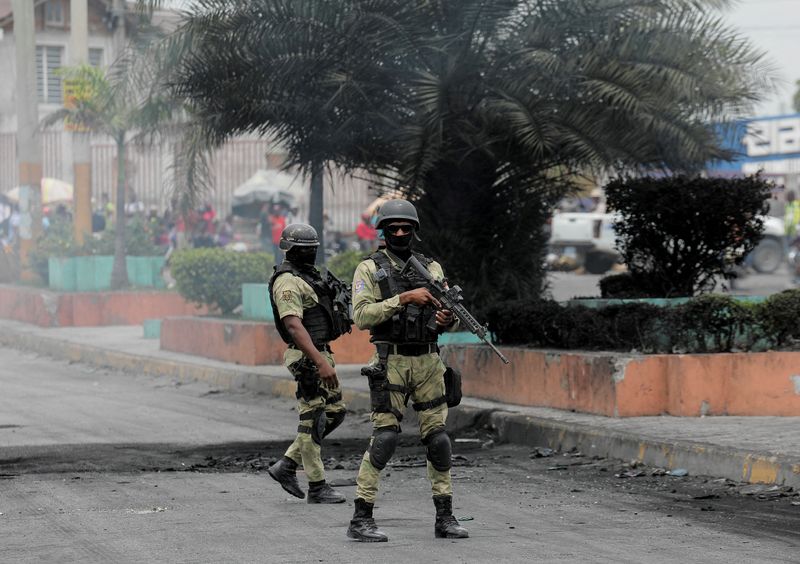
160, 316, 376, 366
0, 285, 203, 327
439, 344, 800, 417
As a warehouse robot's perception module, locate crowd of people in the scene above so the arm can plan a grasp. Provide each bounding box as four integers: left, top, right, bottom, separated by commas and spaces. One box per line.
1, 188, 395, 261
90, 191, 236, 254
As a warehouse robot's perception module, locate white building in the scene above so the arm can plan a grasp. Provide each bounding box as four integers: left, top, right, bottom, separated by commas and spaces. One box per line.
0, 0, 373, 232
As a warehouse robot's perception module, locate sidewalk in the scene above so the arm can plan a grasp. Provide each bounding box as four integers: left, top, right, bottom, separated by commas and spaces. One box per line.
0, 319, 798, 488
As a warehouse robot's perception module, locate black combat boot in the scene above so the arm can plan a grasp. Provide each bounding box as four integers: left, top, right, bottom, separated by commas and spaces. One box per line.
433, 495, 469, 539
267, 457, 304, 499
346, 498, 388, 542
307, 481, 346, 504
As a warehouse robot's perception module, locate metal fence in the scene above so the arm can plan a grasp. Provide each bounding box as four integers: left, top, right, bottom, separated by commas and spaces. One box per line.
0, 131, 374, 232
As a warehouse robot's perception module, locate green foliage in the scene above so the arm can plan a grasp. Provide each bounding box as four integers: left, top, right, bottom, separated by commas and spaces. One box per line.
489, 300, 663, 352
27, 218, 162, 281
170, 249, 274, 314
28, 219, 81, 281
167, 0, 773, 311
489, 291, 800, 353
756, 290, 800, 347
327, 249, 364, 284
599, 272, 655, 299
671, 294, 752, 353
605, 175, 772, 297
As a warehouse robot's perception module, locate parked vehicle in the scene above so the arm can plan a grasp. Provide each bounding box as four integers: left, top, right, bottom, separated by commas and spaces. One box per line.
548, 212, 785, 275
788, 237, 800, 285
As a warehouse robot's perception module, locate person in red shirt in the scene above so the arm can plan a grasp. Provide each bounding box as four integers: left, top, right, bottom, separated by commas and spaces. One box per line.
355, 213, 378, 251
269, 204, 287, 264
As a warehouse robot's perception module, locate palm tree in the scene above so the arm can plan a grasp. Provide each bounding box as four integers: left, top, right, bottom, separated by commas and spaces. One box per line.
156, 0, 413, 258
159, 0, 773, 307
43, 62, 178, 288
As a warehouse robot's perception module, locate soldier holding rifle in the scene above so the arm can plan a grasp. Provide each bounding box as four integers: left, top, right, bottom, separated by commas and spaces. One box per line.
346, 199, 472, 542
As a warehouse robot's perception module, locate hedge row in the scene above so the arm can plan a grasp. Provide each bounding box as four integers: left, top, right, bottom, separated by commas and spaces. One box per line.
170, 248, 274, 314
487, 291, 800, 354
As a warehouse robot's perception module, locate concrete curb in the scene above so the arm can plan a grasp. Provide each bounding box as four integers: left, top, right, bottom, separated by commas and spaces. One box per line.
1, 324, 798, 489
472, 409, 800, 489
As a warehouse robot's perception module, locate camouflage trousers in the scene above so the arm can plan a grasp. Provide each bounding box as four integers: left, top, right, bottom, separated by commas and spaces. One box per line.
355, 351, 452, 503
283, 348, 346, 483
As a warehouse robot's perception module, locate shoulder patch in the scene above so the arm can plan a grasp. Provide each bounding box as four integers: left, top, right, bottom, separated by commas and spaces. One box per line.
280, 290, 293, 302
354, 279, 366, 294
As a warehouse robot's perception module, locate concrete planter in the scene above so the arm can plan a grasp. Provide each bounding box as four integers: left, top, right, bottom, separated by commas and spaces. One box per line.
241, 283, 273, 321
126, 256, 166, 289
47, 255, 165, 292
160, 316, 377, 365
74, 256, 113, 292
0, 284, 204, 327
439, 344, 800, 417
48, 257, 78, 291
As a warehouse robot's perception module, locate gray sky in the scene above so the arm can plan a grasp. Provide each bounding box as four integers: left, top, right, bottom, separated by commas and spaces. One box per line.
724, 0, 800, 116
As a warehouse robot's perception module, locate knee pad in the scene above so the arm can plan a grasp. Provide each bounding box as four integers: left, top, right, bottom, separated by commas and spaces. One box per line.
322, 411, 346, 439
368, 426, 398, 470
306, 407, 326, 446
423, 428, 452, 472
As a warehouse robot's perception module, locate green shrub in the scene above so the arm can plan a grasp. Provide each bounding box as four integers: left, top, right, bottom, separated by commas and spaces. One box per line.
488, 292, 800, 354
83, 217, 162, 257
756, 289, 800, 347
488, 299, 565, 347
28, 218, 81, 281
171, 248, 274, 314
671, 294, 753, 353
28, 217, 163, 281
605, 174, 771, 297
327, 249, 365, 283
599, 272, 656, 299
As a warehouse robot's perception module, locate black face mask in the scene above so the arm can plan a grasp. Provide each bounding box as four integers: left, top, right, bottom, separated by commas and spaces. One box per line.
288, 247, 317, 267
385, 232, 413, 254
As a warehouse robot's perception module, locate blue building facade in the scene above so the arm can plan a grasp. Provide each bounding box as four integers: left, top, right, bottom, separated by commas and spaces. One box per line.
708, 114, 800, 197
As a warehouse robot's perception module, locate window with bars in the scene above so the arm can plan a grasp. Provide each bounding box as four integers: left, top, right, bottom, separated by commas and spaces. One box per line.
88, 48, 104, 68
36, 46, 64, 104
44, 1, 65, 26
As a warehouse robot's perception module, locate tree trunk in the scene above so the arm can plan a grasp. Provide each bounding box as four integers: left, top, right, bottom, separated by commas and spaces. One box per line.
309, 162, 325, 265
110, 134, 128, 289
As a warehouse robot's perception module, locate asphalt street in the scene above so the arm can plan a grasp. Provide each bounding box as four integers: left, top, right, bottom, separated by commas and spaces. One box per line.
547, 264, 797, 302
1, 348, 798, 563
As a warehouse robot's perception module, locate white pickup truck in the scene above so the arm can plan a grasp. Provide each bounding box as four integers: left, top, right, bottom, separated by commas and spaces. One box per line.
548, 212, 786, 275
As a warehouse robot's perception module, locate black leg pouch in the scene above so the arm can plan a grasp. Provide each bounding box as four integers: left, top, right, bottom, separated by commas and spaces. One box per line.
362, 364, 391, 413
290, 357, 321, 401
444, 366, 462, 408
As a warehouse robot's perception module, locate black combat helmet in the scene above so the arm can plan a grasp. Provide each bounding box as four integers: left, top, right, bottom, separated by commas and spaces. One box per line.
279, 223, 319, 251
376, 199, 419, 229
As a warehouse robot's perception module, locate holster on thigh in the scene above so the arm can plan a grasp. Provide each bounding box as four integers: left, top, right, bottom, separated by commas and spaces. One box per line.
290, 356, 320, 402
362, 345, 408, 421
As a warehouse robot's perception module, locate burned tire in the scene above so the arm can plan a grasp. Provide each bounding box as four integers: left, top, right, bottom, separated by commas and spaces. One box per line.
584, 250, 617, 275
751, 237, 784, 274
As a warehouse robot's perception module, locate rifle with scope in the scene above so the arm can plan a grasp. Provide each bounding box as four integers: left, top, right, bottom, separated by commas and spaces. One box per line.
400, 255, 510, 364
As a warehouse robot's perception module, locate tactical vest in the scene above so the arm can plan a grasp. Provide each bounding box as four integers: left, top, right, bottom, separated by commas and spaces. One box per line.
369, 250, 439, 344
268, 262, 348, 346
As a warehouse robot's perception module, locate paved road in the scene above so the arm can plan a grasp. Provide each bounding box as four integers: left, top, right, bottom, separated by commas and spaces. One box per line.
0, 349, 797, 563
548, 264, 797, 302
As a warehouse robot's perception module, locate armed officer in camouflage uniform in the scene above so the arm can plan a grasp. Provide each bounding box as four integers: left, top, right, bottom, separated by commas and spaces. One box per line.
266, 223, 352, 504
346, 199, 469, 542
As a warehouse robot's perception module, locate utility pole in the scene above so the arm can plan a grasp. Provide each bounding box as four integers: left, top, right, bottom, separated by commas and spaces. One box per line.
70, 0, 91, 245
12, 0, 42, 281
